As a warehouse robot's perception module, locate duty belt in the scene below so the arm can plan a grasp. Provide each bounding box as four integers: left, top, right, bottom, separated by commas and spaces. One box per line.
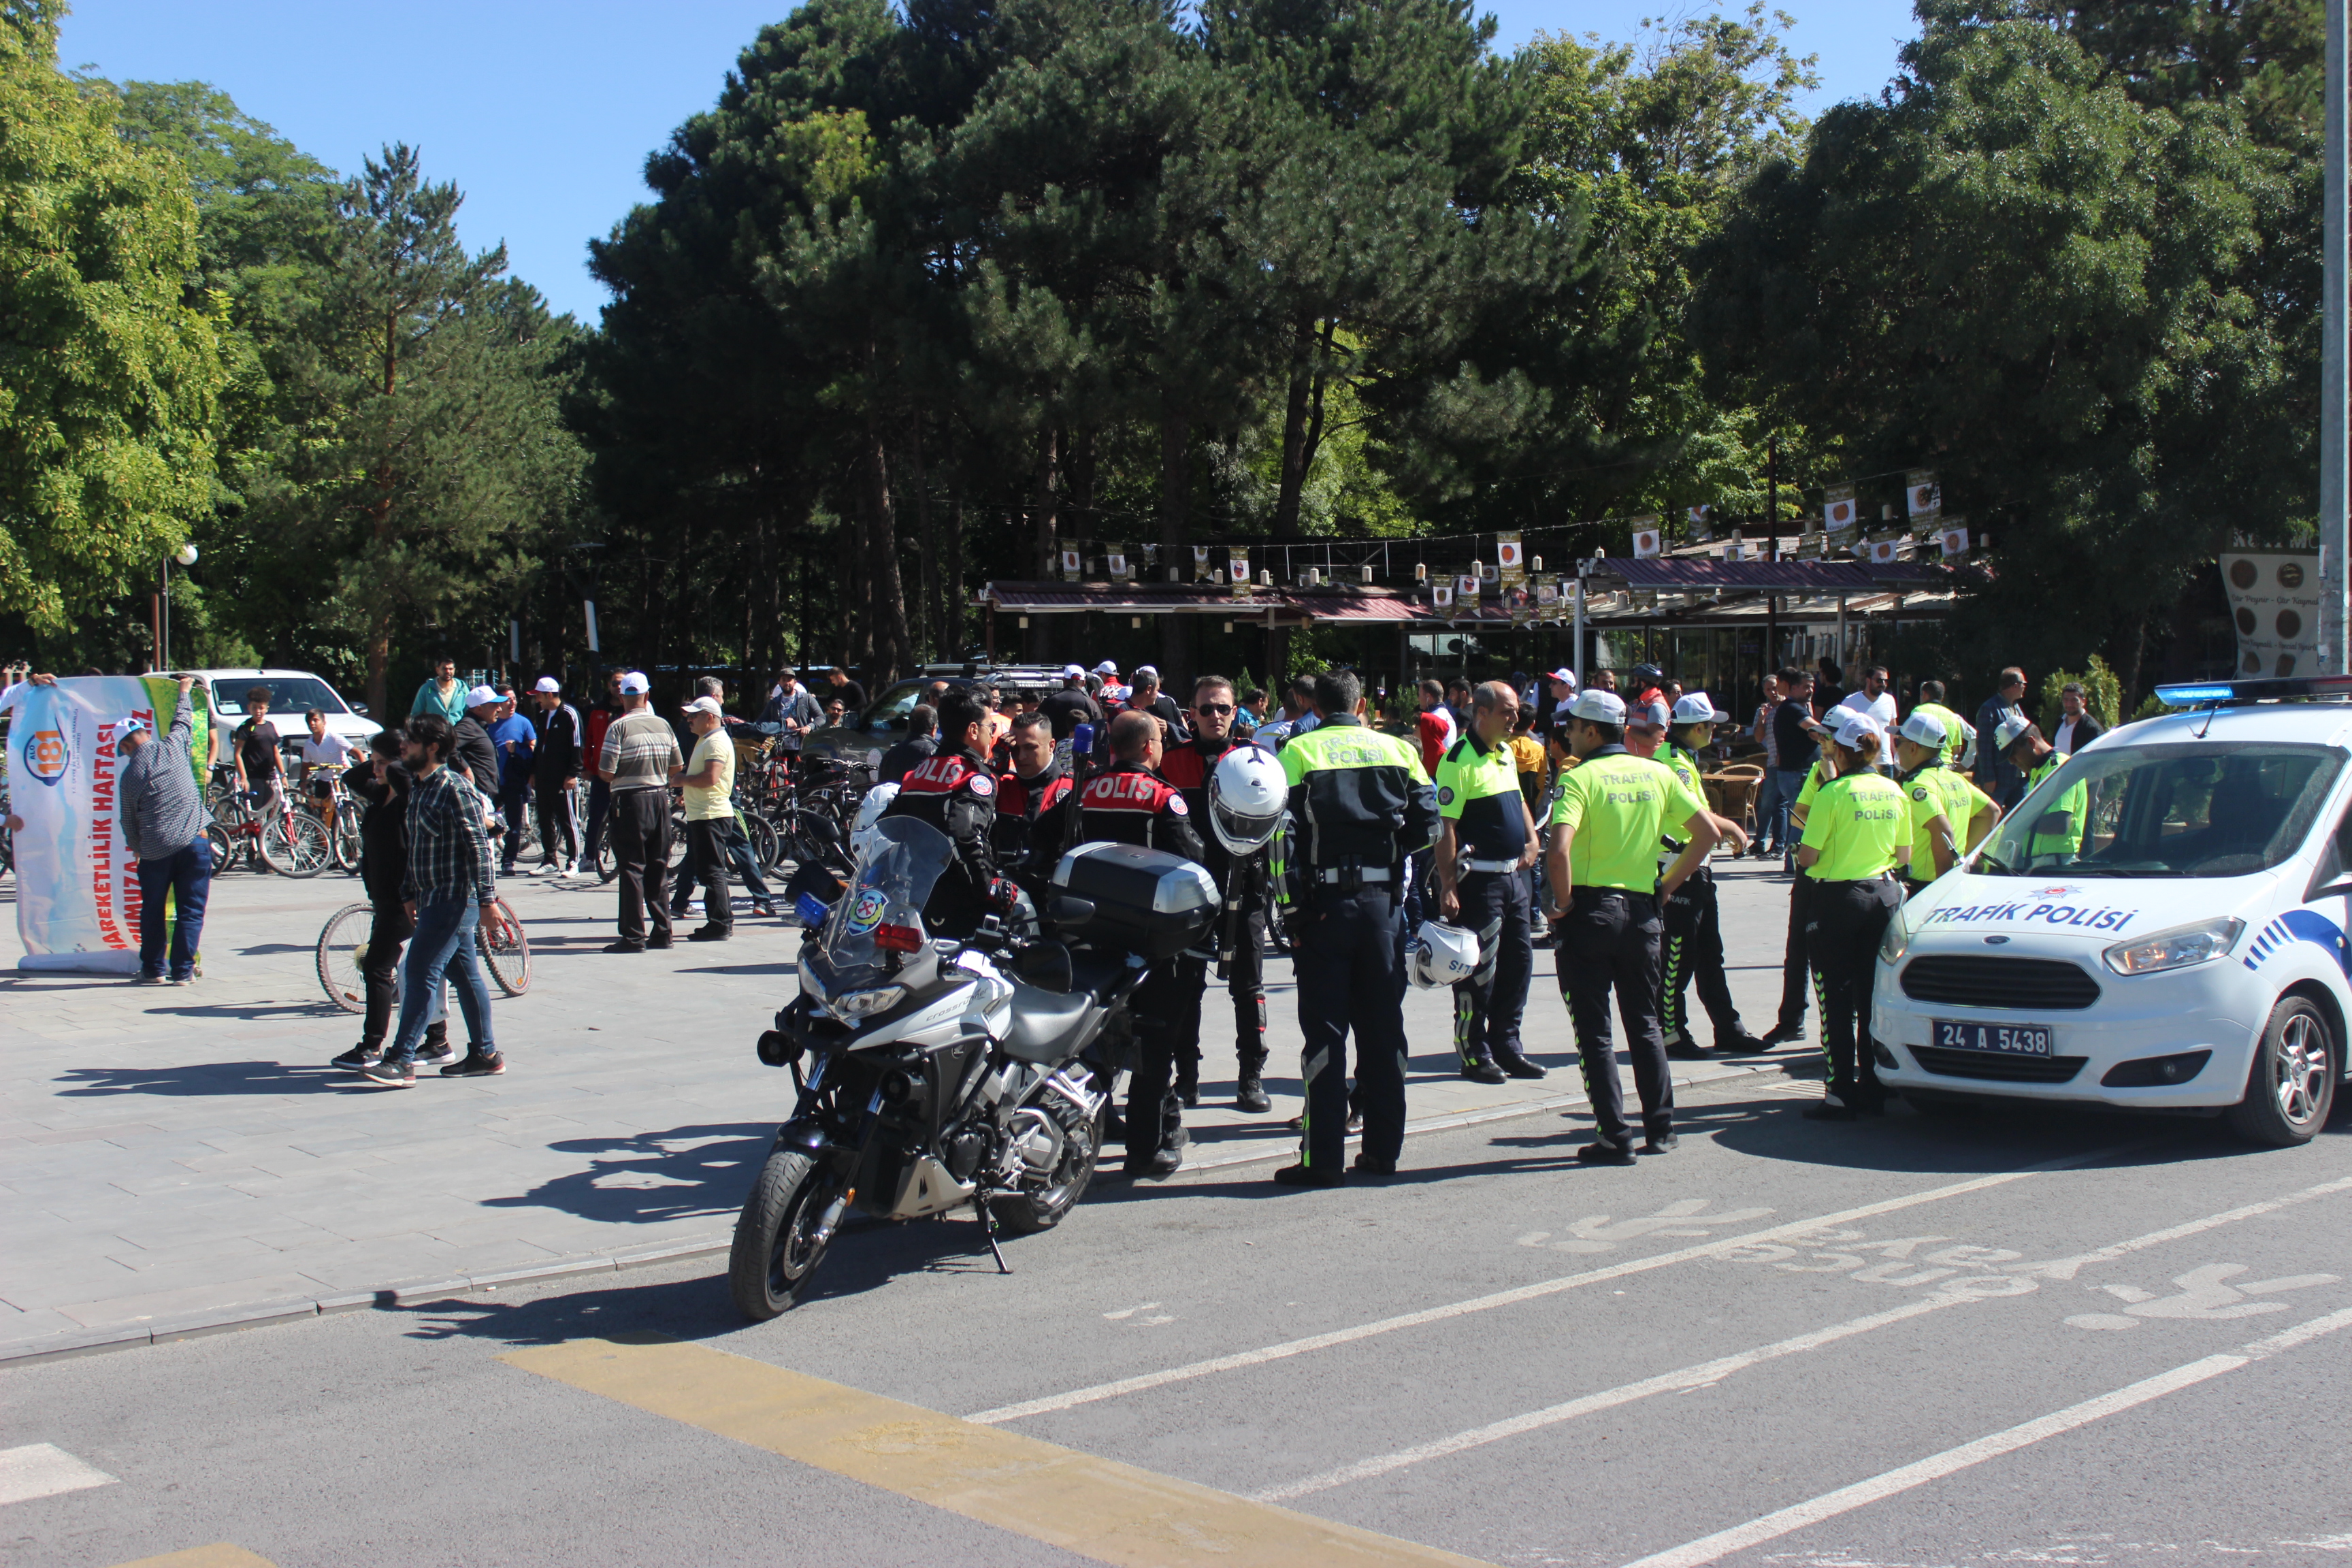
1458, 857, 1520, 875
1315, 866, 1393, 884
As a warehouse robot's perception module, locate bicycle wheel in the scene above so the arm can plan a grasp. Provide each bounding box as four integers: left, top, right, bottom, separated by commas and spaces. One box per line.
263, 811, 332, 878
741, 812, 781, 872
205, 822, 236, 870
481, 898, 532, 996
593, 821, 617, 882
316, 902, 374, 1014
332, 814, 362, 873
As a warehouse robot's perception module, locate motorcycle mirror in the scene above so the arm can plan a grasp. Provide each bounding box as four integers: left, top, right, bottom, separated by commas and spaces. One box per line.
1050, 896, 1096, 928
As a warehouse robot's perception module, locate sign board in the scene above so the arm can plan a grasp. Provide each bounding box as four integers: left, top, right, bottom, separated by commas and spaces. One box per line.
2222, 550, 2322, 677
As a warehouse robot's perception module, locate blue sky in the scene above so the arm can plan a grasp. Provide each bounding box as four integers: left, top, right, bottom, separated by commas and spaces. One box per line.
59, 1, 1923, 323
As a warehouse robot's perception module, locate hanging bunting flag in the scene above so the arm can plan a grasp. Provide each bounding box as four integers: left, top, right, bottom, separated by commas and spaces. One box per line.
1497, 532, 1525, 585
1906, 470, 1941, 521
1455, 573, 1480, 604
1059, 547, 1083, 579
1192, 545, 1211, 579
1631, 523, 1662, 559
1723, 538, 1744, 562
1536, 576, 1560, 612
1686, 505, 1712, 542
1107, 547, 1129, 580
1229, 548, 1251, 598
1823, 484, 1858, 530
1940, 521, 1970, 559
1867, 536, 1901, 565
1433, 581, 1456, 610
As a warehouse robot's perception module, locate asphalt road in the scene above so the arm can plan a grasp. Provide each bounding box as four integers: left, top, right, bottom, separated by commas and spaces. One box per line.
10, 1071, 2351, 1568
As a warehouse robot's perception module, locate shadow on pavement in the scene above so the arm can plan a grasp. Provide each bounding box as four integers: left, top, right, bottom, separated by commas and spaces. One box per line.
56, 1059, 353, 1096
396, 1215, 1014, 1348
482, 1122, 774, 1226
141, 1000, 346, 1021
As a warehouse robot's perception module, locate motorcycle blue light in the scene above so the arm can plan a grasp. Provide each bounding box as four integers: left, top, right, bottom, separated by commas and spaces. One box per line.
794, 892, 832, 926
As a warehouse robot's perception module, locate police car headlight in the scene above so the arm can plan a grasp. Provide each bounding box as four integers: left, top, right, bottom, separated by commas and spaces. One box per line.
2102, 917, 2243, 977
1878, 901, 1914, 966
831, 985, 906, 1019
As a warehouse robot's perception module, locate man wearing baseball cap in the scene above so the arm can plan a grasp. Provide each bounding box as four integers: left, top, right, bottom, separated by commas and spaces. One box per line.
675, 695, 738, 941
451, 685, 502, 794
527, 676, 583, 874
1893, 708, 1999, 890
1095, 660, 1130, 705
1039, 664, 1103, 745
116, 675, 212, 984
1996, 713, 2084, 862
596, 670, 685, 950
1654, 693, 1762, 1056
1544, 687, 1720, 1161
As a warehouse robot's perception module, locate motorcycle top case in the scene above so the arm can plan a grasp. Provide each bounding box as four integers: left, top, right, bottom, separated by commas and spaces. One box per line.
1051, 842, 1218, 958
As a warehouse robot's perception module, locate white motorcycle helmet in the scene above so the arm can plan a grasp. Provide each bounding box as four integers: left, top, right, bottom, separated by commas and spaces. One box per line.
848, 781, 899, 860
1407, 919, 1480, 990
1207, 745, 1286, 855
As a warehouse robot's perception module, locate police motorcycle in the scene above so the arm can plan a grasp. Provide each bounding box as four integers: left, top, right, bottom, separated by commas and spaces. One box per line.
728, 815, 1218, 1321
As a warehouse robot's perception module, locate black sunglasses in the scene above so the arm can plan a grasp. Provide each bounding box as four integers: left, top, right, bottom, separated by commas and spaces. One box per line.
1196, 702, 1235, 715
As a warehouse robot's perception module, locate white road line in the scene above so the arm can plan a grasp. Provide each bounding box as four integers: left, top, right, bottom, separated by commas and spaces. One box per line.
2019, 1173, 2352, 1280
1255, 1171, 2352, 1500
1251, 1292, 1983, 1502
965, 1146, 2133, 1424
0, 1443, 116, 1507
1622, 1305, 2352, 1568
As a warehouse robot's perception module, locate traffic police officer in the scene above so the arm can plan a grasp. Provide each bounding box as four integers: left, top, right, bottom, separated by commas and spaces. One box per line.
1656, 693, 1761, 1056
1269, 668, 1438, 1186
1995, 715, 2086, 862
1433, 681, 1546, 1083
1544, 689, 1720, 1162
1796, 711, 1910, 1119
1076, 710, 1207, 1177
879, 689, 1000, 938
1912, 679, 1976, 770
1892, 710, 2001, 893
1156, 674, 1275, 1113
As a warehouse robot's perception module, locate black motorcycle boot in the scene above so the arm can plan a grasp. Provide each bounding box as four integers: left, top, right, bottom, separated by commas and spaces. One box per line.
1175, 1045, 1200, 1109
1491, 1047, 1548, 1080
1235, 1045, 1271, 1113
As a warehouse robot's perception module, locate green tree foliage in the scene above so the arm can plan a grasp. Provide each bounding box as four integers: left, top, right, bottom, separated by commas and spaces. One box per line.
0, 1, 223, 637
1695, 2, 2317, 696
259, 146, 584, 714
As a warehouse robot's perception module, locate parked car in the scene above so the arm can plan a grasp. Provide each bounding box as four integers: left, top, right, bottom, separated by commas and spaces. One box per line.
185, 668, 376, 758
798, 665, 1068, 772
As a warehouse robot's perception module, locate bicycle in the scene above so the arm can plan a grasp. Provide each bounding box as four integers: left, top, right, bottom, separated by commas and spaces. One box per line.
299, 765, 361, 873
317, 895, 532, 1013
207, 766, 331, 877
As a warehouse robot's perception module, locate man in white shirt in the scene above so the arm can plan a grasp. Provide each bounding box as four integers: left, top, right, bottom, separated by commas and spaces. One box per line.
1829, 664, 1896, 728
298, 708, 355, 835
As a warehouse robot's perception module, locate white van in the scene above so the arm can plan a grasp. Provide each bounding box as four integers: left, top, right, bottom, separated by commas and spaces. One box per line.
186, 668, 377, 759
1873, 675, 2352, 1146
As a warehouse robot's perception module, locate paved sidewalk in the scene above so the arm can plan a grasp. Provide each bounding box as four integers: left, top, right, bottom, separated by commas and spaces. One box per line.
0, 852, 1814, 1361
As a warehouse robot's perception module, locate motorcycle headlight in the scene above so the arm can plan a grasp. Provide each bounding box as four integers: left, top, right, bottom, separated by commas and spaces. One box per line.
2103, 917, 2243, 977
1878, 899, 1913, 966
831, 985, 906, 1019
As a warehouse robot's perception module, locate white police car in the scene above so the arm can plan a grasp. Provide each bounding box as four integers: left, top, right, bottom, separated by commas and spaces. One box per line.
1874, 675, 2352, 1146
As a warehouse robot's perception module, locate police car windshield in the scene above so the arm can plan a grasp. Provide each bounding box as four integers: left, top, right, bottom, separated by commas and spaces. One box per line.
1976, 742, 2343, 879
212, 678, 348, 717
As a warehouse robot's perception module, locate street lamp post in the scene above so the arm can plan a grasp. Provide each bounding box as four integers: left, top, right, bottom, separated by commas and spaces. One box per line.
2325, 0, 2347, 674
153, 543, 197, 672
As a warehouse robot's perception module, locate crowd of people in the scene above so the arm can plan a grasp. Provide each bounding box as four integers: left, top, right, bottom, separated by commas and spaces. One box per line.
23, 647, 2099, 1169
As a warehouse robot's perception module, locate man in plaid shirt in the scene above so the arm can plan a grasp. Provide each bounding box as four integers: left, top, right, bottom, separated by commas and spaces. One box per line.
361, 713, 510, 1086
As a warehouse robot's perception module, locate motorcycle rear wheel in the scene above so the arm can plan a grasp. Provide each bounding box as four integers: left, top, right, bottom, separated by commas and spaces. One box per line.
987, 1109, 1101, 1237
729, 1149, 835, 1321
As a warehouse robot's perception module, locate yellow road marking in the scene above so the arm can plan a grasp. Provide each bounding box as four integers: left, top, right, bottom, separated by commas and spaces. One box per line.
106, 1549, 277, 1568
502, 1335, 1496, 1568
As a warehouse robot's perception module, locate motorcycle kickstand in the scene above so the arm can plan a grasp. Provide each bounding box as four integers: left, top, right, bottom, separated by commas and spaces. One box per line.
973, 1190, 1012, 1275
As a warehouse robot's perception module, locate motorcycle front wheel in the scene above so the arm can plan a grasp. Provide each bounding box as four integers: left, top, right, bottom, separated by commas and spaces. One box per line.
729, 1149, 836, 1321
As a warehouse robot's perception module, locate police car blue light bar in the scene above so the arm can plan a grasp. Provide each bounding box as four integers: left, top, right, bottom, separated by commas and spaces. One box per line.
2155, 674, 2352, 706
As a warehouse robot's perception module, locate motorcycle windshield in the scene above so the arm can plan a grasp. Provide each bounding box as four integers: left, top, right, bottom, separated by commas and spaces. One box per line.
808, 815, 953, 995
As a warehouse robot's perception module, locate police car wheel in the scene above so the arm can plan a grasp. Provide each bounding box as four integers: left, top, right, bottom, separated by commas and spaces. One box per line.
2226, 996, 2336, 1149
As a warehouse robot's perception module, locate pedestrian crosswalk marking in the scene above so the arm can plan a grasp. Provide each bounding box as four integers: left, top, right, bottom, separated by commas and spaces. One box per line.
0, 1443, 115, 1507
503, 1335, 1497, 1568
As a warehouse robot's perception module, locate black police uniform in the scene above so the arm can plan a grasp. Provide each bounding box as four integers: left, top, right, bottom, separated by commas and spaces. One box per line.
1157, 735, 1272, 1107
1433, 731, 1541, 1079
1271, 715, 1439, 1183
879, 745, 1000, 938
1654, 739, 1752, 1053
991, 761, 1076, 890
1074, 760, 1207, 1173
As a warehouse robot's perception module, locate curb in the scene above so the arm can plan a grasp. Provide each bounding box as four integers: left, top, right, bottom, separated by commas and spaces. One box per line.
0, 1057, 1809, 1371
